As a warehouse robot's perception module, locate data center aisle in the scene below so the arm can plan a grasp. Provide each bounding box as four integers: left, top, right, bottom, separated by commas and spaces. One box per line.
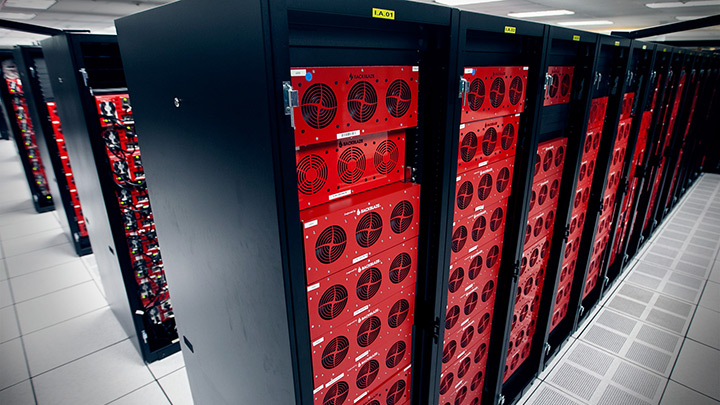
0, 139, 192, 405
520, 174, 720, 405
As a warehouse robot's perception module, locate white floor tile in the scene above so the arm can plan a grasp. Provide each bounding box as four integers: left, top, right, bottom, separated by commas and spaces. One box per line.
671, 339, 720, 400
0, 306, 20, 344
9, 260, 90, 303
108, 381, 171, 405
14, 281, 107, 334
23, 306, 128, 376
1, 228, 70, 258
32, 339, 153, 405
5, 243, 78, 278
159, 368, 193, 405
148, 351, 185, 379
0, 279, 11, 308
711, 264, 720, 284
662, 380, 720, 404
687, 306, 720, 350
0, 215, 61, 242
0, 380, 35, 404
0, 208, 44, 227
0, 338, 29, 391
700, 281, 720, 313
0, 260, 7, 281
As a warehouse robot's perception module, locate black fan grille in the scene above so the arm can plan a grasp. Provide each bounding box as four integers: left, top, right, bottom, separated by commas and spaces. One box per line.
501, 123, 515, 150
461, 132, 478, 162
464, 292, 478, 315
475, 343, 487, 363
301, 83, 337, 129
445, 305, 460, 330
297, 154, 328, 195
482, 280, 495, 303
458, 357, 472, 378
538, 185, 548, 206
477, 312, 491, 334
448, 267, 465, 293
509, 76, 524, 105
439, 373, 454, 395
337, 147, 366, 184
386, 341, 407, 368
357, 316, 381, 347
457, 181, 474, 209
356, 359, 380, 389
390, 200, 414, 234
468, 78, 485, 111
542, 150, 553, 172
549, 74, 559, 98
389, 253, 411, 284
555, 146, 565, 167
477, 174, 493, 201
561, 74, 571, 96
323, 381, 349, 405
469, 256, 483, 280
461, 325, 475, 348
490, 207, 503, 232
530, 248, 539, 267
452, 226, 468, 253
490, 77, 505, 108
471, 371, 483, 391
356, 267, 382, 300
374, 140, 399, 175
550, 179, 559, 199
443, 340, 457, 363
315, 226, 347, 264
356, 212, 382, 248
347, 81, 378, 123
321, 336, 349, 369
388, 299, 410, 328
318, 284, 348, 320
386, 80, 412, 118
496, 167, 510, 193
472, 215, 486, 241
482, 128, 497, 156
486, 245, 500, 268
534, 154, 541, 176
585, 134, 593, 153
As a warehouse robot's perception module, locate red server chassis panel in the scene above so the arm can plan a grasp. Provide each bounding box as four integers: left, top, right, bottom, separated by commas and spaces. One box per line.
457, 114, 519, 176
461, 66, 529, 123
4, 77, 52, 200
94, 94, 174, 325
454, 156, 515, 221
290, 66, 418, 147
544, 66, 574, 106
47, 102, 89, 237
296, 130, 407, 209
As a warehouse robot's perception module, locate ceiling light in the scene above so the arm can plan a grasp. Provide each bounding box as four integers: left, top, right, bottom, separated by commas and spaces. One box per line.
508, 10, 574, 18
558, 20, 614, 26
646, 1, 720, 8
675, 15, 710, 19
3, 0, 56, 10
435, 0, 503, 5
0, 12, 37, 20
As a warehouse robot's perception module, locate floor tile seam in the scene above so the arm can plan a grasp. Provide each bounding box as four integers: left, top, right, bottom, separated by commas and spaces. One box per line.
17, 303, 112, 337
575, 334, 677, 380
10, 278, 97, 306
1, 238, 72, 258
102, 380, 164, 405
147, 362, 185, 381
0, 224, 65, 243
667, 378, 720, 402
5, 256, 80, 280
621, 277, 703, 306
600, 298, 692, 337
586, 305, 688, 341
153, 373, 175, 405
28, 337, 132, 379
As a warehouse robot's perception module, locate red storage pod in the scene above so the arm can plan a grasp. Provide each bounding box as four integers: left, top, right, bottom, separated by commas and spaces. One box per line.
290, 66, 419, 147
523, 208, 557, 248
296, 130, 407, 209
544, 66, 574, 106
446, 246, 500, 322
453, 156, 514, 220
457, 114, 520, 175
326, 365, 412, 405
438, 340, 487, 405
532, 137, 568, 183
529, 174, 562, 218
449, 199, 508, 263
306, 239, 417, 340
461, 66, 529, 123
587, 96, 608, 130
620, 92, 635, 120
301, 182, 421, 284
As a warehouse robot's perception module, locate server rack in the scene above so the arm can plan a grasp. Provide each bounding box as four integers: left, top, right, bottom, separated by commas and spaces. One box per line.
13, 45, 92, 256
686, 55, 720, 178
0, 50, 55, 212
535, 27, 600, 369
40, 33, 178, 362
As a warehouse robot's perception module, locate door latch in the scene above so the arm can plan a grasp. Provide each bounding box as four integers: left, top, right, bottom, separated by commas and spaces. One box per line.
283, 81, 299, 128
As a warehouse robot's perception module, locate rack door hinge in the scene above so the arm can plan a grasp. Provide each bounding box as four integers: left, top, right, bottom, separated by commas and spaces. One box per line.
544, 342, 552, 356
603, 276, 610, 287
283, 81, 299, 128
544, 73, 553, 92
459, 77, 469, 104
579, 305, 585, 317
79, 68, 89, 88
513, 260, 521, 280
432, 316, 441, 343
623, 253, 629, 265
564, 224, 571, 241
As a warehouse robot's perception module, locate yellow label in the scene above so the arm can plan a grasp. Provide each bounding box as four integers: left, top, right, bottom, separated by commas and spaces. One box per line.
372, 8, 394, 20
572, 35, 580, 41
614, 41, 620, 46
663, 48, 667, 52
642, 45, 647, 50
504, 26, 516, 34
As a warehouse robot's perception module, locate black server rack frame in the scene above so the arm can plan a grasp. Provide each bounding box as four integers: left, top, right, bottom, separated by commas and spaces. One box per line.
600, 41, 657, 287
13, 45, 92, 256
571, 36, 632, 326
117, 0, 460, 403
536, 26, 601, 370
0, 50, 55, 213
40, 33, 179, 363
684, 54, 720, 183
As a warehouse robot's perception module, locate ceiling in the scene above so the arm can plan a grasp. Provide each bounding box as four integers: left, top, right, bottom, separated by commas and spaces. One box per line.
0, 0, 717, 47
